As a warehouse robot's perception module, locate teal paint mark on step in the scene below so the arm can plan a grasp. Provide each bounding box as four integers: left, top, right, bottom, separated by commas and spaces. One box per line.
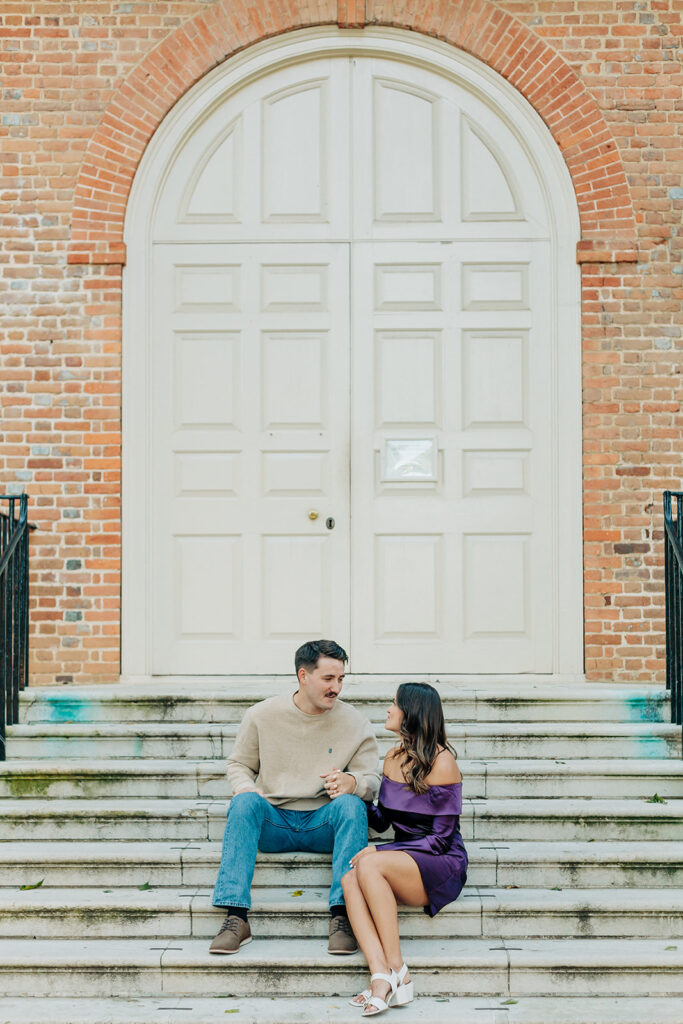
42, 696, 94, 724
634, 732, 676, 759
623, 692, 667, 724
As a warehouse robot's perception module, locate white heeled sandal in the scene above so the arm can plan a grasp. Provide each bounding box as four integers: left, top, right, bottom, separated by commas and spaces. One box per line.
348, 984, 371, 1008
392, 962, 414, 1006
361, 972, 397, 1017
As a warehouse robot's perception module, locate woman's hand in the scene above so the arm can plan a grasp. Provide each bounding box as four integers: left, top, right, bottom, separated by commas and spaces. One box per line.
349, 845, 377, 868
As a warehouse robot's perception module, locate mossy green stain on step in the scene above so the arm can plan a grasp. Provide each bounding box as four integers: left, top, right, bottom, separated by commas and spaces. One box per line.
4, 775, 53, 798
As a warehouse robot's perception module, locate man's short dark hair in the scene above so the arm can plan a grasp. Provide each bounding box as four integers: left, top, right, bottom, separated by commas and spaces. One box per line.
295, 639, 348, 676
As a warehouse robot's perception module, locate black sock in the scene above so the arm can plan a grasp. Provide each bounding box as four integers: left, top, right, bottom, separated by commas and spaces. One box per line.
330, 904, 347, 919
227, 906, 248, 922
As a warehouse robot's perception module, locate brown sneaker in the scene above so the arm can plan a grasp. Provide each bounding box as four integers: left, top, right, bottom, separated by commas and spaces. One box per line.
328, 914, 358, 955
209, 913, 252, 954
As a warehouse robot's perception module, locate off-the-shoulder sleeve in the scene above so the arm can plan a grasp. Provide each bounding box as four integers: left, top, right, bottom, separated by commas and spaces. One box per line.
365, 800, 392, 833
423, 784, 462, 815
379, 813, 459, 855
372, 782, 462, 854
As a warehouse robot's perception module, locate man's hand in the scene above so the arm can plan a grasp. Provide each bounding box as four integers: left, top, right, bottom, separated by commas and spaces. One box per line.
349, 845, 377, 867
320, 768, 356, 799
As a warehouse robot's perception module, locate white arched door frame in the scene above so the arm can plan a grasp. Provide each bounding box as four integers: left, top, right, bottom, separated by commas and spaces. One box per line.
122, 27, 583, 681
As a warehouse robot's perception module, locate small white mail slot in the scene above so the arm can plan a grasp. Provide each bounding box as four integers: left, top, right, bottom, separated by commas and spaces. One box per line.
382, 438, 438, 482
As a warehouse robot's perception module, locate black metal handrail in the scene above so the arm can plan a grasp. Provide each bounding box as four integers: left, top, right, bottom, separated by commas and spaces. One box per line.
1, 494, 30, 761
663, 490, 683, 751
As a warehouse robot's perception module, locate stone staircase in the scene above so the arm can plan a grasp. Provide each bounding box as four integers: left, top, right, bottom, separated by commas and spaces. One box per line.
1, 679, 682, 1024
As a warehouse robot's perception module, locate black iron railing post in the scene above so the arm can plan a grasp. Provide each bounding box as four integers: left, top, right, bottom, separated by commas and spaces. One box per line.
663, 491, 683, 747
0, 493, 30, 760
0, 553, 5, 760
21, 509, 29, 695
12, 514, 21, 723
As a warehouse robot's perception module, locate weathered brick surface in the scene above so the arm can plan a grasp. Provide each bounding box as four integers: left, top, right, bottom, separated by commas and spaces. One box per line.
493, 0, 683, 681
69, 0, 639, 261
1, 0, 681, 683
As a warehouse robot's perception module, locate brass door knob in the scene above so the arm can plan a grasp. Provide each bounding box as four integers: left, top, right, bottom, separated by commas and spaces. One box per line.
308, 510, 319, 521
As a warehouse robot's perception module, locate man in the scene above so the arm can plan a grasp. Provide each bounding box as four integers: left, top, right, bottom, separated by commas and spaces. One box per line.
210, 639, 380, 955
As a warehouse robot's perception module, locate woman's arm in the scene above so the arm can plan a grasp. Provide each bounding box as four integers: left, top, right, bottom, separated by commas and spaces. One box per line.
366, 801, 391, 833
364, 748, 398, 832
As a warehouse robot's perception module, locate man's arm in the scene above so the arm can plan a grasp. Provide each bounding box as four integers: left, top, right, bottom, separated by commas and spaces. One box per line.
343, 723, 381, 802
226, 708, 262, 795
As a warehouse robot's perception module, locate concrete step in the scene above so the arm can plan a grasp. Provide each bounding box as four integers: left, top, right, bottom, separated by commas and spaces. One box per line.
6, 720, 680, 760
2, 995, 683, 1024
2, 840, 682, 890
0, 937, 681, 998
0, 759, 229, 800
4, 885, 683, 941
18, 681, 670, 724
3, 796, 682, 842
3, 757, 683, 800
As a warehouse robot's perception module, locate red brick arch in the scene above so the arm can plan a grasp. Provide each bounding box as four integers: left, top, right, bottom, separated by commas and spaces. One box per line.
67, 0, 638, 266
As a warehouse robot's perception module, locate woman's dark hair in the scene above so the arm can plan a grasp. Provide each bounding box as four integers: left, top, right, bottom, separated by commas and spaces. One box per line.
394, 682, 457, 794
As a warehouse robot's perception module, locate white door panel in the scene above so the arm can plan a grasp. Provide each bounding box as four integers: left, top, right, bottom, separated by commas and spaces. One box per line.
151, 244, 350, 673
350, 241, 552, 672
351, 56, 549, 241
154, 58, 351, 243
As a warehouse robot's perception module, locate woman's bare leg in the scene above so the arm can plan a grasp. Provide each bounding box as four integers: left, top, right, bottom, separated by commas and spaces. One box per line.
342, 869, 389, 1004
354, 852, 428, 1006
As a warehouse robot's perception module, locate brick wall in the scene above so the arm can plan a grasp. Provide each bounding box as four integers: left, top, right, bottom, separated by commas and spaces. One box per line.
495, 0, 683, 680
1, 0, 681, 683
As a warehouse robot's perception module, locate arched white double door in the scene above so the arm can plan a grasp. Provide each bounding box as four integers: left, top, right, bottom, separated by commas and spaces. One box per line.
123, 32, 582, 677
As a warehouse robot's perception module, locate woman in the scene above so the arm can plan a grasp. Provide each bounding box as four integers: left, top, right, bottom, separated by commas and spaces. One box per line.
341, 682, 468, 1017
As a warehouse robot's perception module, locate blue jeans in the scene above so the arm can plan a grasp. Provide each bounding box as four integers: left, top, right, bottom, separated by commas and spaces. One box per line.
212, 791, 368, 910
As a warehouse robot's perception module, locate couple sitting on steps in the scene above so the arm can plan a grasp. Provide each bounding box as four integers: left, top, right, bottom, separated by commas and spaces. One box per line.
210, 639, 468, 1017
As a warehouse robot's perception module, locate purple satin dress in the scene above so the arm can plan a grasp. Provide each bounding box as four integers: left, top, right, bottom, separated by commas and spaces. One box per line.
367, 775, 468, 917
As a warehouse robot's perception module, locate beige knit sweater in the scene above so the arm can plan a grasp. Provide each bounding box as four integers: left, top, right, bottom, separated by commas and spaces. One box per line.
226, 692, 381, 810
